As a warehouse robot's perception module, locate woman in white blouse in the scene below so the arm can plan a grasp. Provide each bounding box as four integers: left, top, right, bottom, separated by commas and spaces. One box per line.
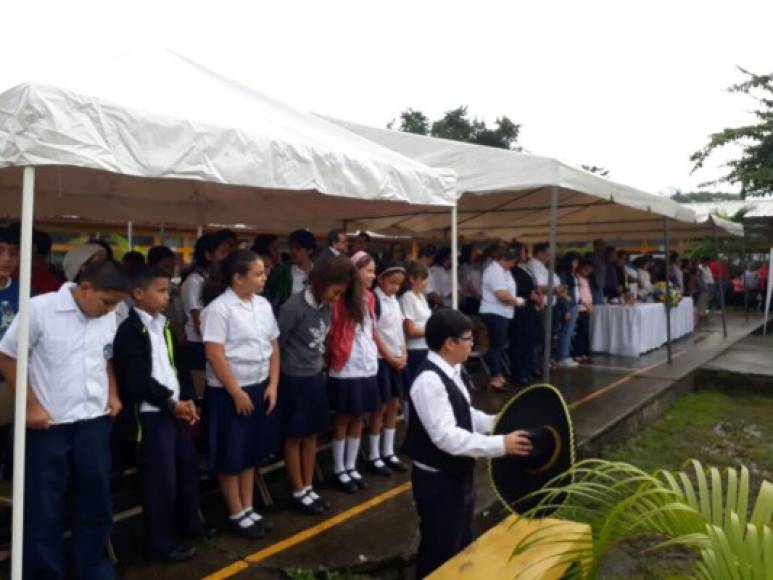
636, 255, 654, 300
479, 245, 521, 391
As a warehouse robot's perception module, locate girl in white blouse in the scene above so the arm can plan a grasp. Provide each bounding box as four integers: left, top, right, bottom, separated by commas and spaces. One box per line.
400, 261, 433, 384
201, 249, 279, 540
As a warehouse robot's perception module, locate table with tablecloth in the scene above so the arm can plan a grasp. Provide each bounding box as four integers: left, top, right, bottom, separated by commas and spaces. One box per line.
590, 297, 694, 357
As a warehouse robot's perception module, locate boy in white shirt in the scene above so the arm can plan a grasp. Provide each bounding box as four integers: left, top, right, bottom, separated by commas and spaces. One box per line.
0, 261, 129, 579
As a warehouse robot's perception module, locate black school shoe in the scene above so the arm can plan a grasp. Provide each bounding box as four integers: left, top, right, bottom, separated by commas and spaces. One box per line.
333, 471, 359, 494
348, 469, 368, 490
293, 491, 325, 516
365, 459, 393, 477
148, 544, 197, 563
229, 514, 266, 540
384, 455, 407, 472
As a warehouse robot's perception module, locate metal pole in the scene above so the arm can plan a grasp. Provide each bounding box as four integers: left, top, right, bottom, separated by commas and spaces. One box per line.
11, 167, 35, 580
127, 220, 134, 251
451, 203, 458, 310
543, 186, 558, 383
742, 228, 749, 322
663, 217, 673, 364
713, 222, 728, 338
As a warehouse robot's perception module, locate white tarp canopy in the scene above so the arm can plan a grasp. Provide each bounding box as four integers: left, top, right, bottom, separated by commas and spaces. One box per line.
328, 118, 743, 242
0, 50, 456, 229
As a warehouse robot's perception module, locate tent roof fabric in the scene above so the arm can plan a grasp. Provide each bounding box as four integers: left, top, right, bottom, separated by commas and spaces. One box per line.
329, 118, 742, 241
0, 50, 455, 228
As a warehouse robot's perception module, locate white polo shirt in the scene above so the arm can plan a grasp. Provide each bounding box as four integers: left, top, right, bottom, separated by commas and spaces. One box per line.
374, 286, 405, 359
181, 271, 206, 342
429, 265, 453, 307
201, 288, 279, 388
135, 308, 181, 414
400, 290, 431, 351
328, 307, 378, 379
0, 282, 117, 425
479, 261, 517, 319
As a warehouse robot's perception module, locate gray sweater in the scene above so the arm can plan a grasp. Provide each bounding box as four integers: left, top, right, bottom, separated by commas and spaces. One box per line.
278, 290, 331, 377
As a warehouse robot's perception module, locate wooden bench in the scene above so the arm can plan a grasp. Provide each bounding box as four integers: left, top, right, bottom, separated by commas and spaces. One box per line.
429, 515, 591, 580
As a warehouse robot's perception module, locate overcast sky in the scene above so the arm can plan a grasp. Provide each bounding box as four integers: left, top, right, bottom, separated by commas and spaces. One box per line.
2, 0, 771, 196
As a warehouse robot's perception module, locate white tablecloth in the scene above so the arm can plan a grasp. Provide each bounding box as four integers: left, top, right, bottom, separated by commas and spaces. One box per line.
590, 297, 694, 357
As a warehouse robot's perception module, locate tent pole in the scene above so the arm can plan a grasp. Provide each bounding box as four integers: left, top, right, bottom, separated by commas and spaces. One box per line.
713, 222, 728, 338
127, 221, 134, 250
543, 186, 558, 383
11, 167, 35, 580
663, 217, 673, 364
742, 228, 749, 322
451, 203, 458, 310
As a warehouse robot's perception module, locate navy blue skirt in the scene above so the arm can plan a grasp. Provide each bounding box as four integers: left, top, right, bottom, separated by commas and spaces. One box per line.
406, 349, 429, 391
328, 375, 380, 415
377, 359, 409, 401
205, 382, 276, 475
279, 372, 331, 438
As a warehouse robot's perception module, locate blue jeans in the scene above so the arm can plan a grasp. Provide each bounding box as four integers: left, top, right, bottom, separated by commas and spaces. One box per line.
592, 289, 605, 305
558, 304, 578, 360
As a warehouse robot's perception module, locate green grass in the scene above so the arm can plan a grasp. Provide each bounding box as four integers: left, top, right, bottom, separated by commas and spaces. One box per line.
598, 388, 773, 579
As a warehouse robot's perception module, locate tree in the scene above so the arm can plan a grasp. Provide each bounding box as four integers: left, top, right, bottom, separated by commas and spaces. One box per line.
691, 68, 773, 199
580, 164, 610, 177
669, 190, 741, 203
387, 105, 521, 150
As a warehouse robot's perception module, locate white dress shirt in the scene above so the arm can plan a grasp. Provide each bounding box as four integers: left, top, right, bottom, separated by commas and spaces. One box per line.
290, 265, 309, 295
329, 308, 379, 379
374, 286, 405, 358
410, 351, 505, 472
181, 271, 205, 342
135, 308, 181, 413
429, 265, 453, 307
201, 288, 279, 387
399, 290, 431, 350
0, 282, 117, 425
479, 261, 517, 319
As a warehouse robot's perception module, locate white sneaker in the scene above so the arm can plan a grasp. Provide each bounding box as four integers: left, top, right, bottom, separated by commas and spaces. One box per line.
558, 358, 579, 368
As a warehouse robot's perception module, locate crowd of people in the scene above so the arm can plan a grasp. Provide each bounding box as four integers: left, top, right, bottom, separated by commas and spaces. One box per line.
0, 221, 767, 577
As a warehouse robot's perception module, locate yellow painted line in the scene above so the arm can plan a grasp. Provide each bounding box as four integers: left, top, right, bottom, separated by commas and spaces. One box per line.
201, 481, 412, 579
569, 350, 687, 410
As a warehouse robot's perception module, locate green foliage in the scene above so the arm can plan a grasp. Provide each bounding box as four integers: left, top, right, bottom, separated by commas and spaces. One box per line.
691, 68, 773, 199
388, 105, 521, 150
670, 191, 742, 203
512, 459, 773, 579
283, 568, 367, 580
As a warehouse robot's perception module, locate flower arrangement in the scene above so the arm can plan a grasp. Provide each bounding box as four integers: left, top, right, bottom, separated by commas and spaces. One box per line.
653, 281, 682, 306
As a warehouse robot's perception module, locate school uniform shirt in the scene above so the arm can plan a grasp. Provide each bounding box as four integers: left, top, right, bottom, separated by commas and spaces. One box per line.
134, 307, 181, 413
290, 265, 309, 295
201, 288, 279, 387
429, 265, 453, 307
277, 288, 331, 376
459, 263, 482, 299
328, 308, 378, 379
479, 261, 517, 319
0, 277, 20, 340
374, 286, 405, 358
181, 271, 206, 342
0, 282, 117, 425
400, 290, 431, 350
410, 351, 505, 471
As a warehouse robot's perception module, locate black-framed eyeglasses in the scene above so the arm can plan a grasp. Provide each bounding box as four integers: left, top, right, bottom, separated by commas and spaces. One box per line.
455, 335, 474, 344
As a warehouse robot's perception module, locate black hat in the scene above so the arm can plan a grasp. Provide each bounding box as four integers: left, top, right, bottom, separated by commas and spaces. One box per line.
487, 384, 575, 516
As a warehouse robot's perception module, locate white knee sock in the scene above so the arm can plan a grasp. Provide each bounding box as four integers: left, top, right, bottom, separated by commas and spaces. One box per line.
332, 438, 346, 474
382, 428, 396, 457
345, 436, 361, 471
368, 434, 381, 461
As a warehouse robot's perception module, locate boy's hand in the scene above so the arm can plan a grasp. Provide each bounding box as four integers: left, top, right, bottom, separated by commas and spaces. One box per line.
27, 400, 51, 430
106, 394, 123, 419
264, 384, 278, 415
504, 430, 533, 456
173, 400, 199, 425
232, 389, 255, 416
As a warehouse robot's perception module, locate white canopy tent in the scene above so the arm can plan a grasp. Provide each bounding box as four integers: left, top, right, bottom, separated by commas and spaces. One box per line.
330, 118, 744, 374
0, 50, 457, 580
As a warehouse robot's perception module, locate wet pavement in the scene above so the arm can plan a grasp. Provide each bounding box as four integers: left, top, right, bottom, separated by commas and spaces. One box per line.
4, 311, 767, 579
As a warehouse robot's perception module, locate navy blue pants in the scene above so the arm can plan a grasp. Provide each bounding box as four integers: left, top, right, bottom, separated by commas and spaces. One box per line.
25, 415, 113, 580
411, 467, 474, 579
139, 412, 205, 556
481, 313, 510, 377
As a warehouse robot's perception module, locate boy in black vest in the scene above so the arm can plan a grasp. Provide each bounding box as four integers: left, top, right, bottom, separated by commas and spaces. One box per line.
113, 265, 212, 563
403, 309, 533, 578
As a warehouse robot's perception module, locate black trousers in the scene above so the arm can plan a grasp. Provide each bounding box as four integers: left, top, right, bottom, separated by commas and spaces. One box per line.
574, 311, 591, 357
509, 310, 538, 381
411, 466, 475, 579
139, 412, 205, 555
25, 416, 113, 580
